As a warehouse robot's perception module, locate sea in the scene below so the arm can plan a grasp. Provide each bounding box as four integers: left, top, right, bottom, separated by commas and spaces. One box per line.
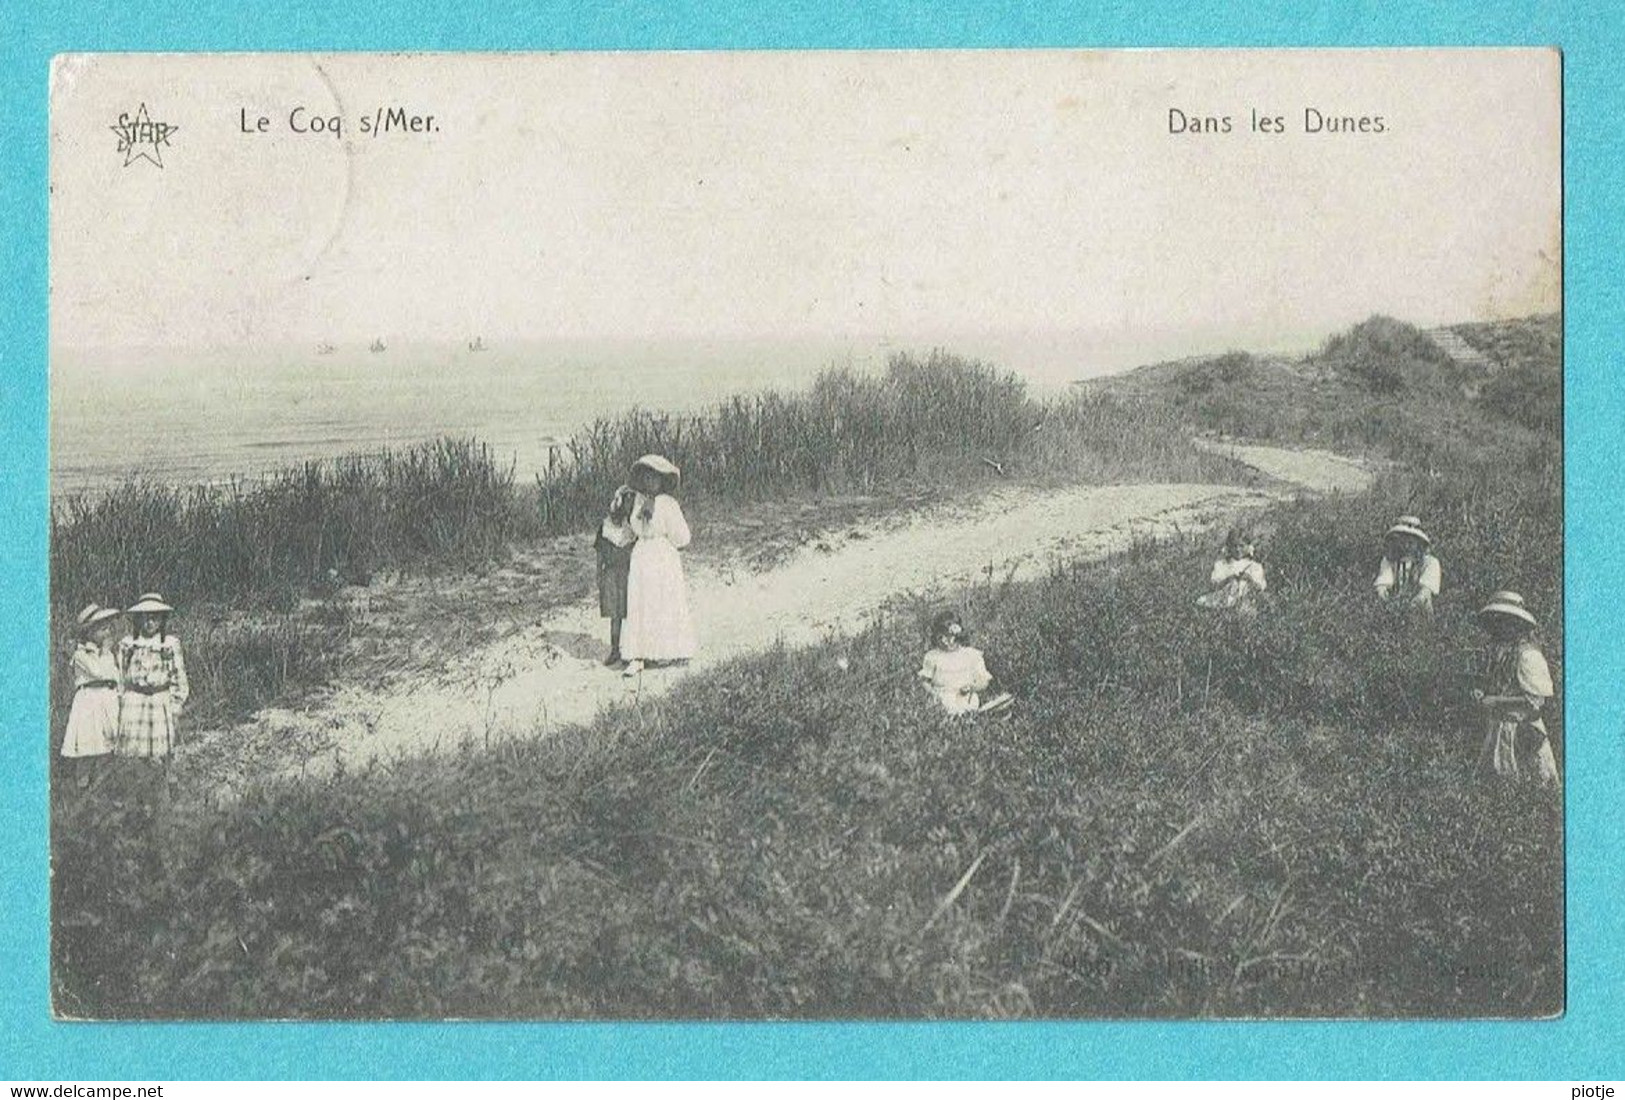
49, 325, 1329, 500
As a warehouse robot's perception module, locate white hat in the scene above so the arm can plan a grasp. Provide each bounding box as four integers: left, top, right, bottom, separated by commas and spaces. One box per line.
633, 454, 680, 477
127, 592, 175, 614
1479, 590, 1537, 627
1386, 516, 1431, 545
75, 603, 122, 630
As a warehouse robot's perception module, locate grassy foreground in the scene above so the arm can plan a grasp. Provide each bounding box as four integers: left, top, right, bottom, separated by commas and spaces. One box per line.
51, 317, 1562, 1019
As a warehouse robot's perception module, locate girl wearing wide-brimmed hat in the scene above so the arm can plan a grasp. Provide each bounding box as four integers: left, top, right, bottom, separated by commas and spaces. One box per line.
1375, 515, 1442, 612
620, 455, 697, 675
115, 593, 190, 760
60, 604, 123, 786
1472, 591, 1558, 785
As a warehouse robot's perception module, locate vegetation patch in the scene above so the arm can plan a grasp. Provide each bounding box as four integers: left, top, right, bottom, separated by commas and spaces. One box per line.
51, 316, 1562, 1019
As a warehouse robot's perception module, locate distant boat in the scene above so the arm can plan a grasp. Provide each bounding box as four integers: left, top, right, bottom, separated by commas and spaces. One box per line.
369, 338, 386, 354
468, 336, 488, 352
316, 342, 336, 356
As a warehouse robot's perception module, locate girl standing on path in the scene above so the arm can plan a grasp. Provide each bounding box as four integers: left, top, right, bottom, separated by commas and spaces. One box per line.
1375, 515, 1442, 613
61, 604, 123, 787
116, 593, 189, 761
1196, 527, 1267, 614
621, 455, 697, 676
1473, 591, 1559, 786
595, 483, 637, 667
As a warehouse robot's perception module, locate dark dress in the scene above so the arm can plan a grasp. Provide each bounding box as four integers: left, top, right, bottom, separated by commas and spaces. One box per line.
595, 525, 633, 619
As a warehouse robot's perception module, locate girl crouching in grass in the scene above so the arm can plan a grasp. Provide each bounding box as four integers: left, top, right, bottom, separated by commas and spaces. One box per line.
1473, 590, 1558, 786
595, 483, 637, 667
1375, 515, 1441, 613
1196, 527, 1267, 615
116, 592, 189, 761
917, 609, 1010, 716
61, 604, 123, 788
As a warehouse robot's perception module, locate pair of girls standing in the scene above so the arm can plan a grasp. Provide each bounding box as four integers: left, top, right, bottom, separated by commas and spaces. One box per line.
596, 454, 697, 675
61, 593, 189, 785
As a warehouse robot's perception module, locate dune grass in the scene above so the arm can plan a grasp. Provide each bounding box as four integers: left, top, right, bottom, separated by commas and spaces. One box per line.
50, 441, 1562, 1019
1099, 315, 1559, 475
52, 353, 1239, 619
49, 318, 1561, 1018
48, 351, 1242, 733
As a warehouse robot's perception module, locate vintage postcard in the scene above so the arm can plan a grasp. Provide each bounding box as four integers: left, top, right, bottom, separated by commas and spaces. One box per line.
48, 49, 1561, 1020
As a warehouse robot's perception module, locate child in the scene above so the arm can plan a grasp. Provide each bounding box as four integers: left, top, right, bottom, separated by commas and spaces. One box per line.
1374, 515, 1442, 612
1196, 527, 1267, 614
917, 609, 1009, 716
61, 604, 123, 787
116, 592, 189, 761
1472, 590, 1558, 785
594, 483, 637, 667
621, 454, 698, 676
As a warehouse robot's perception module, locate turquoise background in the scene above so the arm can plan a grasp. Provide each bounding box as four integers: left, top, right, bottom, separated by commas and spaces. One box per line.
3, 1, 1619, 1081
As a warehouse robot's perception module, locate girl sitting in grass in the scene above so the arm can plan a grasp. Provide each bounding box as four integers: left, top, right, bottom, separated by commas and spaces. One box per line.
116, 592, 189, 761
1473, 590, 1558, 786
61, 603, 123, 788
1374, 515, 1441, 613
917, 609, 1010, 716
1196, 527, 1267, 614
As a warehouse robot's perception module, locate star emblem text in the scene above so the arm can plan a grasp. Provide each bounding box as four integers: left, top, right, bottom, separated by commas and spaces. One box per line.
110, 104, 178, 168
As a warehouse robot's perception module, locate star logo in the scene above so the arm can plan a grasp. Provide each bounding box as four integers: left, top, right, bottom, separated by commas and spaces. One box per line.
110, 104, 178, 168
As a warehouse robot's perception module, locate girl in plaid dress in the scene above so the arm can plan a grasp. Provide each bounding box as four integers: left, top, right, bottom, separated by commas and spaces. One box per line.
116, 593, 189, 760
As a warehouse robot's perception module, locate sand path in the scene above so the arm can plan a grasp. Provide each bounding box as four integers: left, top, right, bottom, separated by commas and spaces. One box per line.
231, 442, 1373, 777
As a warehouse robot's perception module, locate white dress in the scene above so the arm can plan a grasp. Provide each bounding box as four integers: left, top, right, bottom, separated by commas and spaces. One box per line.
1374, 553, 1442, 602
1479, 640, 1558, 784
919, 645, 993, 715
61, 643, 119, 757
1196, 557, 1266, 610
621, 494, 698, 661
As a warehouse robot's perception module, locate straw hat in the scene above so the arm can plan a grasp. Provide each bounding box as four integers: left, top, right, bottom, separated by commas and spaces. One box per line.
1479, 590, 1537, 627
75, 603, 122, 631
632, 453, 680, 489
127, 592, 175, 615
633, 454, 679, 477
1386, 516, 1432, 545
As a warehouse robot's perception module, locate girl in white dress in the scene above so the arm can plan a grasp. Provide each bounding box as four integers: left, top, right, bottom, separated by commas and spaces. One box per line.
61, 603, 123, 787
918, 610, 996, 716
621, 455, 697, 675
116, 592, 189, 760
1196, 528, 1267, 614
1473, 591, 1559, 786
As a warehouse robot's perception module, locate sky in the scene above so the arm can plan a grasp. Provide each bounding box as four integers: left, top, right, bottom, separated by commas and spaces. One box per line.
49, 49, 1560, 359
